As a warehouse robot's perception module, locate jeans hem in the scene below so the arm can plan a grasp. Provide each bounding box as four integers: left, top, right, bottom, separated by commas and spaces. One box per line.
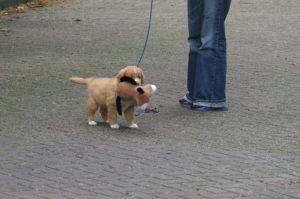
193, 101, 227, 108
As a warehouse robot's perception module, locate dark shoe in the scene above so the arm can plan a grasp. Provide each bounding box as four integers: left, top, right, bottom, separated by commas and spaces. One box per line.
179, 94, 193, 105
191, 105, 228, 111
179, 98, 193, 105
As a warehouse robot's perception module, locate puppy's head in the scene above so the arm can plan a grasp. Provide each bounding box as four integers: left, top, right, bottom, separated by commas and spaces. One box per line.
116, 66, 145, 85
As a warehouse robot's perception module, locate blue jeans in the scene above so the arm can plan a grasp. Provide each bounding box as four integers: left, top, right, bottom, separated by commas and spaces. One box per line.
187, 0, 231, 107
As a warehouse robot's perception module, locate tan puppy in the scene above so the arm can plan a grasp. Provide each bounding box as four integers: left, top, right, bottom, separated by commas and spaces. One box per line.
70, 66, 145, 129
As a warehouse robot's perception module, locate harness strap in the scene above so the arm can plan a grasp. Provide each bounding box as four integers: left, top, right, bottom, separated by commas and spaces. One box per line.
116, 96, 122, 115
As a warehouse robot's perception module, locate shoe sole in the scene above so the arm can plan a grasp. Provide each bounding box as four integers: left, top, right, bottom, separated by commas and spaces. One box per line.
179, 101, 192, 106
191, 106, 228, 111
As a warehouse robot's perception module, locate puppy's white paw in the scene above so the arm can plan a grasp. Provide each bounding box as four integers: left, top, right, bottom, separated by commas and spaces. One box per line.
129, 123, 138, 129
110, 124, 120, 129
88, 121, 97, 126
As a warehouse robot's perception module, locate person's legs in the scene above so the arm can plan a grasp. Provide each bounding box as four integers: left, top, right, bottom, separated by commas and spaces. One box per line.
225, 0, 231, 19
179, 0, 202, 106
186, 0, 202, 102
183, 0, 231, 110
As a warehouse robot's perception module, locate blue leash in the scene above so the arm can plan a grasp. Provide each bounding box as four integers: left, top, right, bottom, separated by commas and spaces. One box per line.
136, 0, 154, 67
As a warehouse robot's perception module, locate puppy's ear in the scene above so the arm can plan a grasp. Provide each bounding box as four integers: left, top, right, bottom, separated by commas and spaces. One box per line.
120, 76, 138, 85
136, 67, 145, 85
140, 72, 145, 85
137, 87, 145, 94
116, 68, 126, 80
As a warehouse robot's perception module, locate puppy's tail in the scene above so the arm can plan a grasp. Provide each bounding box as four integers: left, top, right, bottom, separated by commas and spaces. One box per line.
69, 77, 90, 85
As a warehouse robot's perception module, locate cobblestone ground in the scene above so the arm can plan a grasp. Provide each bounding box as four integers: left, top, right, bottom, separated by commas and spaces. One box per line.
1, 0, 299, 199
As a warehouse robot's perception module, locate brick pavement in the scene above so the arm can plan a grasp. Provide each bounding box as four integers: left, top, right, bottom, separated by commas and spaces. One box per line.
0, 134, 299, 199
1, 0, 300, 199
